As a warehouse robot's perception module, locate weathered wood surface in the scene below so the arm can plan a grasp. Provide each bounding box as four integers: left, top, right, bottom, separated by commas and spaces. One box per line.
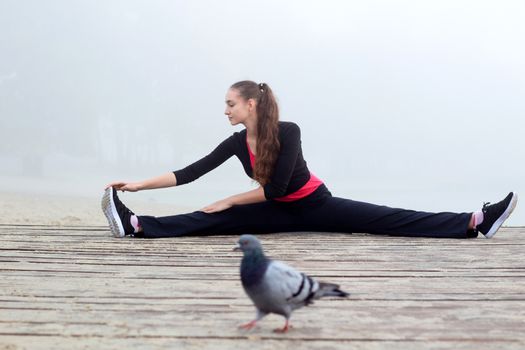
1, 225, 524, 349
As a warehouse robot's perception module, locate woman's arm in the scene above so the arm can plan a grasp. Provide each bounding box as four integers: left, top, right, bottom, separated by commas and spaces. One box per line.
105, 172, 177, 192
174, 134, 236, 186
107, 133, 239, 192
200, 186, 266, 213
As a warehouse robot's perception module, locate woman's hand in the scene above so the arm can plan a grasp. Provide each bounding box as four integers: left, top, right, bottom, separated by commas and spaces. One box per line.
200, 199, 233, 213
105, 173, 177, 192
200, 187, 266, 213
105, 181, 141, 192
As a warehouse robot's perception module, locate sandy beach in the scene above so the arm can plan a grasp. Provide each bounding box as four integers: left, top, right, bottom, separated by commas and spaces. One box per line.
0, 191, 193, 228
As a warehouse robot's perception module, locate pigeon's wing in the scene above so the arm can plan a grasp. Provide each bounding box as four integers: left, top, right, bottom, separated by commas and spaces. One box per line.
264, 261, 319, 307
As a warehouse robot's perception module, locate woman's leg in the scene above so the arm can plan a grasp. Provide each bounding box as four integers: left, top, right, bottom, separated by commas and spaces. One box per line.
138, 200, 306, 238
303, 196, 474, 239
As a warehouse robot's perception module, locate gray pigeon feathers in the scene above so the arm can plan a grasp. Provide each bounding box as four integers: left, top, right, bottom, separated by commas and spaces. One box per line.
234, 234, 349, 332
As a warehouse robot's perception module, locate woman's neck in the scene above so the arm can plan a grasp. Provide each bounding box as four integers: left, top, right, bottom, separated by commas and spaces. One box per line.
243, 118, 258, 139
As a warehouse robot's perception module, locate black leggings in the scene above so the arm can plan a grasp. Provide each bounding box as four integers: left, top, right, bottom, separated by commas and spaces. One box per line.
138, 185, 475, 239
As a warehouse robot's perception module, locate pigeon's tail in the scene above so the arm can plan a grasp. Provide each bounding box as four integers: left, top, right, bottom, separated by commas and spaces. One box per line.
318, 282, 350, 298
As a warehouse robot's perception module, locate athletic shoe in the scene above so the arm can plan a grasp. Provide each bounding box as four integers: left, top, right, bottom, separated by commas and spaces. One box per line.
101, 187, 135, 238
476, 192, 518, 239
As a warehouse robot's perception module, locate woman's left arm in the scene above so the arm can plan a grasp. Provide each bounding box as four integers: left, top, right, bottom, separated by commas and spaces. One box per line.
200, 186, 266, 213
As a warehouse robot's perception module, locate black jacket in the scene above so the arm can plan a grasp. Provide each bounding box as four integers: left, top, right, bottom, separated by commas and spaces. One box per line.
173, 121, 312, 200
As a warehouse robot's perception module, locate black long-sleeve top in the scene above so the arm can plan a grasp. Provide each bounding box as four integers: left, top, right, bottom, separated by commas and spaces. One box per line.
173, 121, 312, 200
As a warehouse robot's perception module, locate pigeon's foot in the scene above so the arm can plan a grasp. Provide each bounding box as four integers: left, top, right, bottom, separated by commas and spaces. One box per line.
239, 320, 257, 330
273, 320, 291, 333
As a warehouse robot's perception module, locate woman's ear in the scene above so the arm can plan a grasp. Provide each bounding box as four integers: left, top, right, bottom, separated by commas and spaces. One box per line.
247, 98, 256, 112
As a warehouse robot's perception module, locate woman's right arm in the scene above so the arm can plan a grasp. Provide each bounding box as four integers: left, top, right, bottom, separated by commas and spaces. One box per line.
105, 172, 177, 192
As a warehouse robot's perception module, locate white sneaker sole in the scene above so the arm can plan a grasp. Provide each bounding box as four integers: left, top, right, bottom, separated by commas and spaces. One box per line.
101, 187, 125, 238
484, 193, 518, 239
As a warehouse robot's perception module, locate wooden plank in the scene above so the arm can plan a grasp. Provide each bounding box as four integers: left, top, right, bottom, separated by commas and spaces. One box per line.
1, 226, 524, 349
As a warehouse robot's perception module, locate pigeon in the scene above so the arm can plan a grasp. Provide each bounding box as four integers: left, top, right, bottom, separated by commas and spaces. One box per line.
233, 234, 349, 333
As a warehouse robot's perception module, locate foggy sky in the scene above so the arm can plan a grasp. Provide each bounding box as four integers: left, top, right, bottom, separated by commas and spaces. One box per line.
1, 0, 524, 225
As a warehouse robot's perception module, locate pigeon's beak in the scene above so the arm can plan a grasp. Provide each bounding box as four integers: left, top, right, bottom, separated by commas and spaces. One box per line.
233, 243, 241, 252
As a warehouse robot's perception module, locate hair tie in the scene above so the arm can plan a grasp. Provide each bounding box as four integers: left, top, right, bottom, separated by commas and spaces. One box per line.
259, 83, 265, 93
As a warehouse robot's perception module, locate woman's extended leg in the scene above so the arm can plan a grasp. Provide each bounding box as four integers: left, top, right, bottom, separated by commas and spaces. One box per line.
139, 199, 313, 238
305, 196, 472, 238
138, 202, 294, 238
103, 187, 305, 238
303, 192, 517, 239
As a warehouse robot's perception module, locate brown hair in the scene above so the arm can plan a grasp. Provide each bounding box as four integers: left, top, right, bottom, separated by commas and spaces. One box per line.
230, 80, 280, 185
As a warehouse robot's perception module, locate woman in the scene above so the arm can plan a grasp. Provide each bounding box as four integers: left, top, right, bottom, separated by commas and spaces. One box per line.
102, 80, 517, 239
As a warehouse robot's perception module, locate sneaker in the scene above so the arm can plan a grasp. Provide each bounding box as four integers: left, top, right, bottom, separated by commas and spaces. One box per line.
101, 187, 135, 238
476, 192, 518, 239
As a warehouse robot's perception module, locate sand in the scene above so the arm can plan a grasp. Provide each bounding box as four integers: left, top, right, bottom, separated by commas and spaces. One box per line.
0, 191, 194, 227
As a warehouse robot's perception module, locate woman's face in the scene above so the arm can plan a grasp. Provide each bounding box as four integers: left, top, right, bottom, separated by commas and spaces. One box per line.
224, 88, 255, 126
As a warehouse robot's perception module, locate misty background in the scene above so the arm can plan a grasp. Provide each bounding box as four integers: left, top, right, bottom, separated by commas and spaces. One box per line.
1, 0, 523, 225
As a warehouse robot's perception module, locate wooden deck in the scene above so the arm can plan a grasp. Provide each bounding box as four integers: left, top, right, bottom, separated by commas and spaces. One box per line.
1, 225, 524, 349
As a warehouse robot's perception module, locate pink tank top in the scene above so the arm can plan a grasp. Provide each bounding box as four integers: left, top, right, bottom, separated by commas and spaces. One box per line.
247, 139, 323, 202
